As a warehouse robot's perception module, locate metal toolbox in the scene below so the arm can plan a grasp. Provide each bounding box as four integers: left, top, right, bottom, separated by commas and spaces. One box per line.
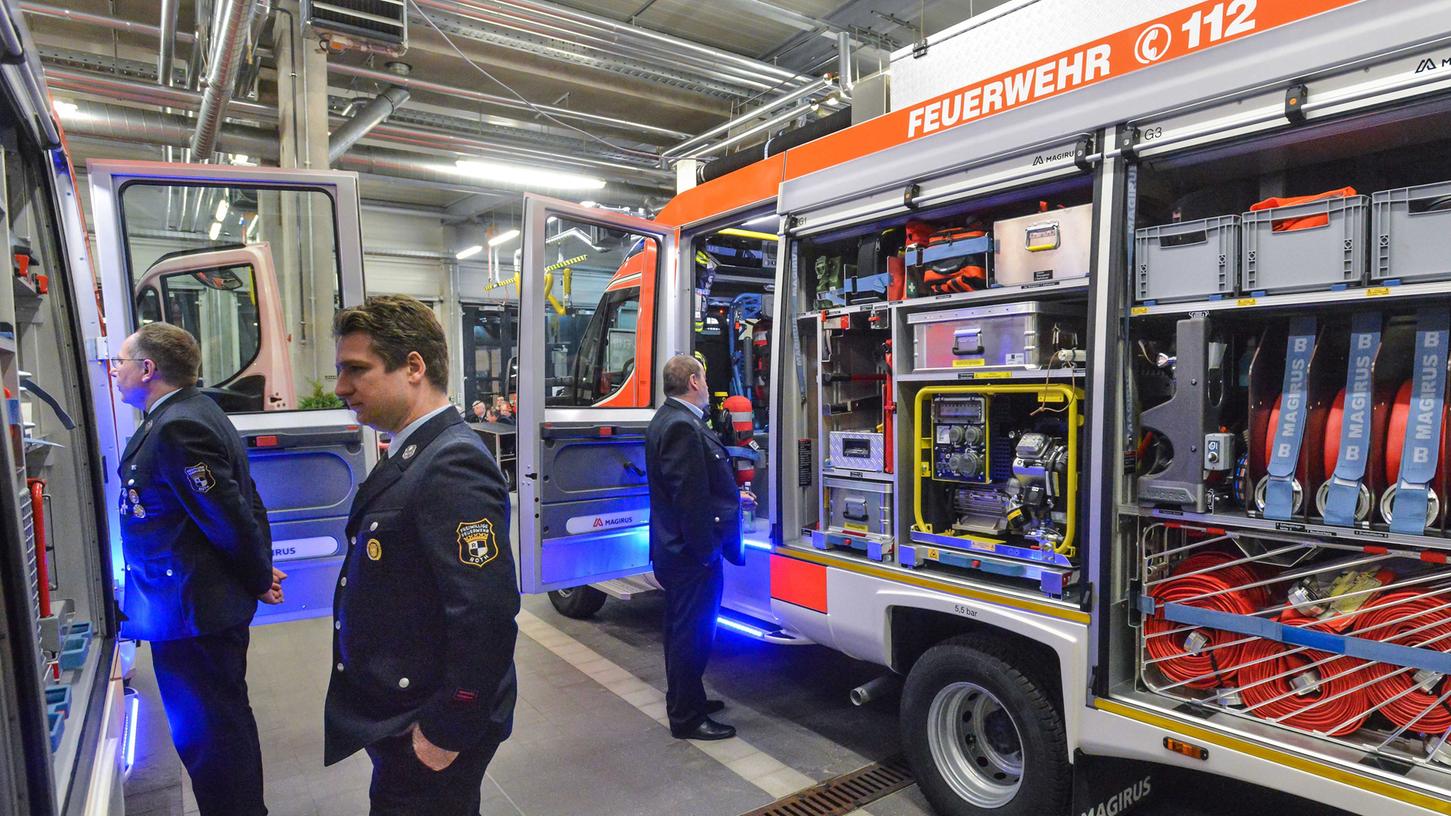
1135, 215, 1240, 303
1372, 180, 1451, 284
909, 301, 1083, 374
992, 203, 1093, 285
828, 430, 884, 472
824, 477, 892, 537
1241, 195, 1369, 294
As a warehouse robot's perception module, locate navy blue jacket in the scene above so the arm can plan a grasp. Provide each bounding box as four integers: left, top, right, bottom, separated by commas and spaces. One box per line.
645, 399, 745, 569
117, 387, 273, 642
324, 408, 519, 764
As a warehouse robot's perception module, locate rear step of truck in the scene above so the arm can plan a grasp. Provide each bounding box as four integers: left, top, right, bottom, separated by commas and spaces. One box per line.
594, 575, 660, 600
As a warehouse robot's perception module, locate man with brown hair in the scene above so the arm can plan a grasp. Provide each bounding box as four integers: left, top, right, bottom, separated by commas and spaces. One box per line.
325, 295, 518, 815
111, 321, 281, 816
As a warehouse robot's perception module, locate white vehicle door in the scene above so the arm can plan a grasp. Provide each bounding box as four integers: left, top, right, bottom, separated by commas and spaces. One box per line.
517, 195, 680, 593
88, 161, 368, 622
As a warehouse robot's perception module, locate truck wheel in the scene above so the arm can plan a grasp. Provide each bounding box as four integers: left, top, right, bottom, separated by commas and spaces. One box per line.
901, 636, 1069, 816
548, 586, 607, 619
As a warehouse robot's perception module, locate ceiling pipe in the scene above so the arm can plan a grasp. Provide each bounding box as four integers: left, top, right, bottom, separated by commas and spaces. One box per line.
483, 0, 806, 87
190, 0, 253, 160
836, 31, 853, 100
662, 76, 830, 160
158, 0, 180, 87
329, 62, 687, 142
414, 0, 785, 96
45, 66, 669, 183
683, 101, 818, 160
328, 85, 410, 165
18, 2, 197, 44
57, 100, 665, 200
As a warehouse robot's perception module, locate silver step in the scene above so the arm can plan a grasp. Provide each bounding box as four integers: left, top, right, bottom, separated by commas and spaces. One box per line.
593, 574, 661, 600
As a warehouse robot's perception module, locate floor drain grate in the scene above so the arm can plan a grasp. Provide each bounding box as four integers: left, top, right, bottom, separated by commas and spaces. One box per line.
739, 756, 914, 816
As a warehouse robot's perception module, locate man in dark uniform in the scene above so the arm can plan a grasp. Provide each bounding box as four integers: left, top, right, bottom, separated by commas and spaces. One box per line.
111, 322, 282, 816
325, 295, 518, 815
646, 354, 752, 741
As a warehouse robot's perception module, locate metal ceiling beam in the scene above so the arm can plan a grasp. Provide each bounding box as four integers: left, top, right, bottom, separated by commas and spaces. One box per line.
46, 63, 671, 185
477, 0, 809, 87
709, 0, 897, 56
329, 62, 689, 142
411, 0, 751, 100
19, 2, 197, 45
158, 0, 180, 87
662, 76, 830, 159
58, 101, 660, 204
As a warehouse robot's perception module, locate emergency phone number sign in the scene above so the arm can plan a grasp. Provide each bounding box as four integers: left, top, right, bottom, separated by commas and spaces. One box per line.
902, 0, 1364, 141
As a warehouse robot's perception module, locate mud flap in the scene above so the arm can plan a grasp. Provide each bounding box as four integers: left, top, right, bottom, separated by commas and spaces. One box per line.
1071, 751, 1157, 816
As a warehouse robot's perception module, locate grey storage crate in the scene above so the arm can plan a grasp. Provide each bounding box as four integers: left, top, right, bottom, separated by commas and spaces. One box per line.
1135, 215, 1240, 303
1372, 180, 1451, 284
1241, 195, 1369, 295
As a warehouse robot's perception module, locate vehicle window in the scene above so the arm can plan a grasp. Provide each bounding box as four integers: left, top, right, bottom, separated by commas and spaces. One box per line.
543, 223, 657, 407
118, 183, 343, 413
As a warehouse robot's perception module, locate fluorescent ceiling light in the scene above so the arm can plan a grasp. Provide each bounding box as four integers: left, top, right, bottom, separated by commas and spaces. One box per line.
214, 200, 229, 221
456, 244, 484, 260
208, 221, 222, 240
488, 229, 520, 247
454, 159, 605, 191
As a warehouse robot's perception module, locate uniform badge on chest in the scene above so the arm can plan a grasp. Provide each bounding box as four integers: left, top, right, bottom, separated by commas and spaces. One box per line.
366, 538, 382, 561
456, 518, 498, 568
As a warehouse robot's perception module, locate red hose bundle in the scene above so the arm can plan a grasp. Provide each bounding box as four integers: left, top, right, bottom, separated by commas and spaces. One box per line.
1146, 551, 1269, 689
1237, 636, 1372, 736
1357, 590, 1451, 735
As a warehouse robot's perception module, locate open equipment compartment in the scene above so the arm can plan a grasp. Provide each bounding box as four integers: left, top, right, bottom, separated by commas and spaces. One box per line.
1119, 88, 1451, 788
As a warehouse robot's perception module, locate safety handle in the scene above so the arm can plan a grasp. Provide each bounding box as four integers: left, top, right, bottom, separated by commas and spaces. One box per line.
1260, 198, 1340, 233
622, 460, 645, 478
842, 497, 869, 521
952, 327, 983, 356
1024, 221, 1061, 252
1158, 229, 1209, 249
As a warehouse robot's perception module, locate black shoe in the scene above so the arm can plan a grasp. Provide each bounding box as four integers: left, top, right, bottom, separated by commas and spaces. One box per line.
705, 699, 725, 714
672, 717, 736, 741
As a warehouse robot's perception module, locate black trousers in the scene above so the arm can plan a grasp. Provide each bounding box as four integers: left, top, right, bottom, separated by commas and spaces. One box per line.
150, 623, 267, 816
365, 731, 501, 816
655, 556, 724, 733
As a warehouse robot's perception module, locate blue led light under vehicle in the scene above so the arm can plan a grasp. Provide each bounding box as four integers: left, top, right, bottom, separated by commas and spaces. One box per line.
716, 616, 768, 638
742, 539, 772, 552
123, 689, 139, 774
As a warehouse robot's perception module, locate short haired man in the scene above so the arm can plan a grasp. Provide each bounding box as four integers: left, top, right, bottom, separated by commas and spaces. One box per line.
326, 295, 519, 814
645, 354, 752, 740
467, 400, 487, 423
111, 322, 281, 816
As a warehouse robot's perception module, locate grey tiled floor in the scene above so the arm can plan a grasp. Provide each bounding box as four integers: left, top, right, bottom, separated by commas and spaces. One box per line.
124, 590, 1343, 816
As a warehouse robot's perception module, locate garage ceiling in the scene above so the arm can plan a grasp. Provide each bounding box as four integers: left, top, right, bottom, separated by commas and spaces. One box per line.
23, 0, 1010, 215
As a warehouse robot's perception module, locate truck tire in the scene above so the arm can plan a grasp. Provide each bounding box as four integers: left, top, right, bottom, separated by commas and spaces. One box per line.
548, 585, 608, 619
900, 635, 1069, 816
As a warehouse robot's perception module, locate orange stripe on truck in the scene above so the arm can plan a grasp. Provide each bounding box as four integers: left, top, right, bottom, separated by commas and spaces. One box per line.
771, 554, 828, 613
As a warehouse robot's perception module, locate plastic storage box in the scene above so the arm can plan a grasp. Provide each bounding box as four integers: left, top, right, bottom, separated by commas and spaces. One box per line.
1372, 180, 1451, 284
1135, 215, 1240, 303
1241, 195, 1369, 294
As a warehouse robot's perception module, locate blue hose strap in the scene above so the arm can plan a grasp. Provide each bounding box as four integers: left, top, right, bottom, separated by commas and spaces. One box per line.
1322, 312, 1381, 526
1264, 317, 1318, 520
1390, 307, 1451, 534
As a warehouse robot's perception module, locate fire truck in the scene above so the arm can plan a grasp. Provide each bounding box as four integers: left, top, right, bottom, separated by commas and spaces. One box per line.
513, 2, 1451, 815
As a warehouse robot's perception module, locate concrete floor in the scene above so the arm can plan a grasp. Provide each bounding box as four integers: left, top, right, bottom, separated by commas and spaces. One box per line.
123, 590, 1344, 816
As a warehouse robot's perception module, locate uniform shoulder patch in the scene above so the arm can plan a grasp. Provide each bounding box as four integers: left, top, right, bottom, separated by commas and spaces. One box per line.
456, 518, 498, 568
184, 462, 216, 494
